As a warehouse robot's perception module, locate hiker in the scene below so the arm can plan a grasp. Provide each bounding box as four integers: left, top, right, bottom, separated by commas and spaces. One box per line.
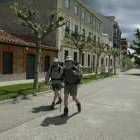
60, 56, 82, 117
45, 57, 63, 110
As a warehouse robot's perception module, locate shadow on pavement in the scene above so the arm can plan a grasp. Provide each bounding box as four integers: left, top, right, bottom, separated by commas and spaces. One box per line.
125, 73, 140, 76
31, 105, 57, 113
41, 112, 78, 126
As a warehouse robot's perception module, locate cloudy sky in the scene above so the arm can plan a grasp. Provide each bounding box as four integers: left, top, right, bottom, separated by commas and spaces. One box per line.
83, 0, 140, 42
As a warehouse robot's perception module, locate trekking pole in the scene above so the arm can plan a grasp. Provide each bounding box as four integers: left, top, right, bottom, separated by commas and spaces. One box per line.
59, 89, 62, 112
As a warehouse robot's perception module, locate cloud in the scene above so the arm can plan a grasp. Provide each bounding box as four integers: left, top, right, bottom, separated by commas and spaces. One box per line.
82, 0, 140, 42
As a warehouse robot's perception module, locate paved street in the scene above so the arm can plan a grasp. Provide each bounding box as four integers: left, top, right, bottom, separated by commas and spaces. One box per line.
0, 69, 140, 140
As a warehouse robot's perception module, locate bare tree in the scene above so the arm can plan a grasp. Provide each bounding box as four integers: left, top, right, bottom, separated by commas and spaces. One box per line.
12, 3, 65, 91
112, 48, 120, 75
106, 46, 113, 75
64, 30, 92, 65
93, 43, 106, 75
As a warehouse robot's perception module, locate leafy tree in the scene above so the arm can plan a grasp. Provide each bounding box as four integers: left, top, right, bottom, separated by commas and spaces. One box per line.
11, 3, 65, 91
129, 28, 140, 68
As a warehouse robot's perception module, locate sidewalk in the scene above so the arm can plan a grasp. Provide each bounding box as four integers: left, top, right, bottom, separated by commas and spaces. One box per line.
0, 78, 45, 87
0, 73, 97, 87
0, 73, 111, 134
0, 69, 140, 140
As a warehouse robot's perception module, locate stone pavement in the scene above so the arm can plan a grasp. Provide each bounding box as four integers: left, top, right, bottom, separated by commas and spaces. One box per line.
0, 69, 140, 140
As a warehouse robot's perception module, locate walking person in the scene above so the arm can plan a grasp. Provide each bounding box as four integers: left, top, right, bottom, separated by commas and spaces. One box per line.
60, 56, 82, 117
45, 57, 63, 110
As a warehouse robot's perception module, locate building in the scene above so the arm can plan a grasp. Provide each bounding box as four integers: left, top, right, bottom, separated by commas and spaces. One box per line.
120, 38, 128, 70
0, 0, 60, 81
106, 16, 121, 48
0, 30, 57, 82
0, 0, 109, 82
97, 14, 114, 43
121, 38, 128, 50
57, 0, 102, 73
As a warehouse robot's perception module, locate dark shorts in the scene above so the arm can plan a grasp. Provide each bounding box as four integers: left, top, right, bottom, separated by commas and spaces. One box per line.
52, 83, 63, 91
64, 84, 78, 96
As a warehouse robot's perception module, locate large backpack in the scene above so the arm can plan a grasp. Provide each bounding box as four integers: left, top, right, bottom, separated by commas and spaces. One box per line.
72, 65, 83, 84
51, 65, 61, 73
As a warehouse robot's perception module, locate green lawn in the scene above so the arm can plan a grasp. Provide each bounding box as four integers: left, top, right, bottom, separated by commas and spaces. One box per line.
0, 74, 110, 101
81, 74, 102, 84
0, 82, 50, 101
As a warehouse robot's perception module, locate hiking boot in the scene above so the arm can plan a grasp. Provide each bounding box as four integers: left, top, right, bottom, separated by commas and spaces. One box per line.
77, 102, 81, 113
60, 107, 68, 117
50, 102, 55, 110
55, 97, 62, 105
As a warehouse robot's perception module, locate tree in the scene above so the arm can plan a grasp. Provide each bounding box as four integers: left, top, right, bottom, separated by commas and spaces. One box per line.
112, 48, 120, 75
93, 43, 106, 74
65, 30, 92, 65
129, 28, 140, 68
106, 46, 113, 75
12, 3, 65, 91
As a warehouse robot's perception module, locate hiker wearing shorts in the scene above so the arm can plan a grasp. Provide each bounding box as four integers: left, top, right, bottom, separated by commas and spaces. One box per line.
45, 58, 63, 110
60, 56, 82, 117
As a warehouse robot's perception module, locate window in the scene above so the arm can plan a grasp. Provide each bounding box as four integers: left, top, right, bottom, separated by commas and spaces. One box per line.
26, 54, 35, 79
65, 0, 70, 8
82, 29, 85, 33
82, 10, 85, 20
3, 52, 13, 74
64, 50, 69, 59
95, 20, 97, 29
93, 19, 96, 27
65, 19, 70, 33
92, 55, 95, 71
74, 4, 78, 15
82, 53, 84, 66
74, 52, 78, 62
98, 37, 100, 43
74, 25, 78, 34
97, 22, 100, 30
101, 58, 104, 65
87, 32, 92, 42
88, 54, 91, 66
82, 29, 85, 41
87, 14, 92, 24
99, 23, 101, 30
94, 35, 96, 43
110, 59, 112, 66
45, 56, 50, 72
106, 58, 108, 66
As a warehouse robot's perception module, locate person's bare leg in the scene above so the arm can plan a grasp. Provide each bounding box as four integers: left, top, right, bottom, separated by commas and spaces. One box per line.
60, 94, 69, 117
50, 89, 58, 109
55, 89, 62, 104
72, 96, 81, 113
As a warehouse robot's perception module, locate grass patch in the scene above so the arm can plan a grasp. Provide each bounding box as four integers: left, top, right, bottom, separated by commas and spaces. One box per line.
0, 73, 113, 101
81, 74, 102, 84
0, 82, 50, 101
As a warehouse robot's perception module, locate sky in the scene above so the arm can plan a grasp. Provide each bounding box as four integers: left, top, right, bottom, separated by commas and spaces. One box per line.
82, 0, 140, 42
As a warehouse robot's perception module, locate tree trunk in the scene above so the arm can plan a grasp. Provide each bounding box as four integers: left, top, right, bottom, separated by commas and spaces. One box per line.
108, 55, 111, 75
113, 55, 116, 75
33, 39, 41, 91
79, 50, 82, 65
95, 54, 99, 75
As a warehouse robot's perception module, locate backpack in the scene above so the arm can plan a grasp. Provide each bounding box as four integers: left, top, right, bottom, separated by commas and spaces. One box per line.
72, 65, 83, 84
50, 65, 63, 81
51, 65, 61, 73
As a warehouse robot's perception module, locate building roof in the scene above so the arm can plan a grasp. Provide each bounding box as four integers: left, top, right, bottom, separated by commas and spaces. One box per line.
0, 30, 33, 47
0, 30, 58, 51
